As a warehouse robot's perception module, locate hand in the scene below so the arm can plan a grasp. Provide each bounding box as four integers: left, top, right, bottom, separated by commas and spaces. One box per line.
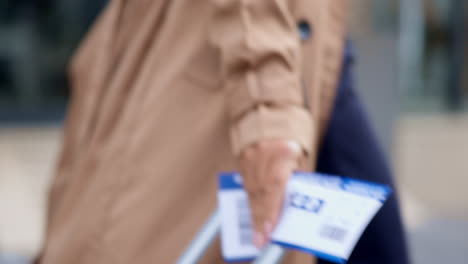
239, 139, 302, 249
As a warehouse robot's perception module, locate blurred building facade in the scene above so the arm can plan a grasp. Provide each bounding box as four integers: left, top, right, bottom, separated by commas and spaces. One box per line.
0, 0, 107, 122
0, 0, 465, 124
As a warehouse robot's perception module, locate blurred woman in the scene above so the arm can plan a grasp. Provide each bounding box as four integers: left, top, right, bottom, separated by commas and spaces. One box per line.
39, 1, 408, 263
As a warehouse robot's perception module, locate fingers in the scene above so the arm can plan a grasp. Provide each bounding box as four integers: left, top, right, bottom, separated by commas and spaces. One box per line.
251, 156, 292, 248
239, 139, 301, 249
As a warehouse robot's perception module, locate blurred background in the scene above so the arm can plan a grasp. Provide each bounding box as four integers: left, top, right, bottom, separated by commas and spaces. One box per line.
0, 0, 467, 263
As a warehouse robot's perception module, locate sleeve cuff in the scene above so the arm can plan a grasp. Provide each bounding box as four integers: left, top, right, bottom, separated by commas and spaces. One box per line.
230, 105, 313, 157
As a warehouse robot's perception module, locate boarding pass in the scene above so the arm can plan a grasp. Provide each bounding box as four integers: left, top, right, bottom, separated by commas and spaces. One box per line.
217, 172, 392, 263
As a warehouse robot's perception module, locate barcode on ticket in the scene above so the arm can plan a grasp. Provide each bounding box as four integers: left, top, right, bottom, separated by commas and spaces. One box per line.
237, 198, 253, 246
318, 225, 348, 242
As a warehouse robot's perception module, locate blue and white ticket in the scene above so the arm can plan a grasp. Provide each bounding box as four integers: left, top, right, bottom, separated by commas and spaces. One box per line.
218, 172, 392, 263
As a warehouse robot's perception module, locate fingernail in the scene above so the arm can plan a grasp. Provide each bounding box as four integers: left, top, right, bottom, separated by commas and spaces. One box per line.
253, 231, 265, 248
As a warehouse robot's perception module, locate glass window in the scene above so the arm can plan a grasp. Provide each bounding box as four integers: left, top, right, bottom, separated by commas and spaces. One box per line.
0, 0, 108, 123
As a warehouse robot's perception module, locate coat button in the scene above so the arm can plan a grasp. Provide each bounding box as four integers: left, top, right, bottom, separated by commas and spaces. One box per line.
298, 20, 312, 41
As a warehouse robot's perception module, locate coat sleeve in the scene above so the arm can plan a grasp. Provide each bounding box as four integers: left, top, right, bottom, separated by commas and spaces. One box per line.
210, 0, 313, 157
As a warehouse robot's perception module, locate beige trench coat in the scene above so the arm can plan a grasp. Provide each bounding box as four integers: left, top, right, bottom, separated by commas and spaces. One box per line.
41, 0, 347, 263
